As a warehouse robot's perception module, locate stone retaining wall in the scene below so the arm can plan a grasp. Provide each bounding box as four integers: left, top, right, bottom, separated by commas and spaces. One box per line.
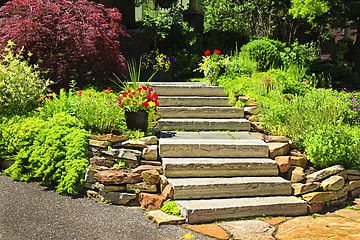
243, 96, 360, 214
84, 134, 173, 211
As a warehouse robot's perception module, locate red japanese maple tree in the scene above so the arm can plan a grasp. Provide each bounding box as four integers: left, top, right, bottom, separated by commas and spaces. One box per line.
0, 0, 129, 89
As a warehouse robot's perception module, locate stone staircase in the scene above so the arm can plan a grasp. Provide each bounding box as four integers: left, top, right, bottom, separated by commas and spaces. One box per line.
150, 82, 307, 224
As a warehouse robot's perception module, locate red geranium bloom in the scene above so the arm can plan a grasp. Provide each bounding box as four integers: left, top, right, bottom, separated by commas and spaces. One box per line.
142, 101, 149, 108
148, 87, 153, 92
214, 49, 221, 55
142, 86, 147, 90
205, 50, 211, 56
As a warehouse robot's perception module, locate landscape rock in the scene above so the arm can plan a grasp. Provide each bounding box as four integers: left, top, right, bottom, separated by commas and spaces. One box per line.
86, 190, 99, 198
289, 156, 307, 169
249, 132, 265, 141
141, 170, 160, 185
274, 156, 291, 173
290, 167, 306, 183
265, 136, 288, 143
336, 170, 348, 180
268, 142, 290, 159
350, 187, 360, 198
160, 175, 169, 192
346, 180, 360, 191
250, 122, 265, 133
248, 114, 261, 122
307, 202, 326, 214
245, 98, 257, 106
347, 169, 360, 176
187, 224, 230, 239
94, 170, 142, 185
140, 136, 158, 145
84, 168, 98, 184
292, 182, 321, 195
94, 182, 125, 194
113, 140, 147, 148
89, 139, 111, 148
262, 217, 287, 226
138, 193, 165, 211
90, 157, 116, 168
302, 188, 348, 204
290, 149, 306, 158
1, 159, 15, 169
124, 159, 161, 168
219, 220, 275, 240
131, 165, 163, 174
117, 148, 142, 160
333, 209, 360, 222
275, 216, 360, 240
244, 106, 261, 115
100, 148, 119, 157
147, 210, 185, 226
142, 145, 158, 161
238, 96, 249, 102
161, 184, 174, 199
92, 134, 130, 142
103, 192, 136, 205
321, 175, 345, 191
348, 175, 360, 181
126, 182, 157, 193
307, 165, 345, 182
329, 196, 348, 207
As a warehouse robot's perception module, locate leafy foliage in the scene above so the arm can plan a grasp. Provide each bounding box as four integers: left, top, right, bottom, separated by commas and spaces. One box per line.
0, 42, 50, 117
2, 113, 90, 195
39, 88, 127, 135
241, 39, 281, 71
161, 201, 181, 216
304, 124, 360, 170
0, 0, 128, 89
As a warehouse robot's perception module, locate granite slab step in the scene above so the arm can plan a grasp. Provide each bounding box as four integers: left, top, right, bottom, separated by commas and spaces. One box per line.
158, 107, 244, 118
158, 118, 250, 131
176, 196, 308, 224
150, 84, 227, 96
158, 96, 232, 107
168, 176, 292, 199
159, 138, 269, 158
162, 158, 278, 178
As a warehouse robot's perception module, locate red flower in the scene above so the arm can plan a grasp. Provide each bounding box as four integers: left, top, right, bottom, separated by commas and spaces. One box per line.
77, 90, 83, 96
214, 49, 221, 55
103, 86, 113, 94
127, 89, 131, 93
205, 50, 211, 56
137, 87, 142, 91
142, 86, 147, 90
153, 92, 158, 100
142, 101, 149, 108
88, 93, 92, 97
148, 87, 153, 92
122, 92, 127, 97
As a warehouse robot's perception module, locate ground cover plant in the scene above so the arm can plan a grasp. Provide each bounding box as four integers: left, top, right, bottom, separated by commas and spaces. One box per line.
0, 0, 128, 89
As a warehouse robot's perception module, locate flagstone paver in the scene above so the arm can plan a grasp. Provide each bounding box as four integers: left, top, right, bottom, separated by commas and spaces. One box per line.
218, 220, 275, 240
186, 224, 230, 239
275, 216, 360, 240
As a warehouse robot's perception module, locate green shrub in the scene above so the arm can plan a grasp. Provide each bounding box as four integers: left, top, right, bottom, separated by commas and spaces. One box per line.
0, 42, 50, 117
304, 124, 360, 170
280, 41, 319, 70
241, 39, 281, 71
2, 113, 90, 195
40, 88, 127, 134
224, 51, 258, 77
161, 201, 181, 216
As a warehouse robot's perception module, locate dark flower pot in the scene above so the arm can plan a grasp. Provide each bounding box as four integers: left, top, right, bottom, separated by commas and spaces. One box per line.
125, 110, 148, 132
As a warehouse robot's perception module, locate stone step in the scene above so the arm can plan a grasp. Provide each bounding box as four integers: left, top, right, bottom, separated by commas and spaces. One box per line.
150, 84, 227, 96
158, 118, 250, 131
159, 138, 269, 158
168, 176, 292, 200
176, 196, 307, 224
158, 96, 232, 107
158, 107, 244, 118
162, 158, 278, 178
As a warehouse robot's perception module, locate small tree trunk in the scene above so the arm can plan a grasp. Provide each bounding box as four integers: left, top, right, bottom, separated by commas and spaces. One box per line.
352, 24, 360, 75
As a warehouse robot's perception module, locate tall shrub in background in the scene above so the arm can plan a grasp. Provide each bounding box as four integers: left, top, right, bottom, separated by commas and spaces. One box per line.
0, 0, 128, 89
0, 42, 50, 116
